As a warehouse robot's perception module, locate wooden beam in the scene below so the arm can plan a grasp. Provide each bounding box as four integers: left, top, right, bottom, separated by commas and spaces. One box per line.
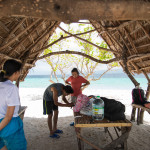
2, 18, 26, 45
138, 21, 150, 41
124, 28, 138, 54
9, 20, 45, 56
128, 53, 150, 63
0, 18, 40, 51
131, 66, 150, 72
98, 21, 123, 50
116, 30, 132, 55
0, 53, 34, 67
0, 0, 150, 21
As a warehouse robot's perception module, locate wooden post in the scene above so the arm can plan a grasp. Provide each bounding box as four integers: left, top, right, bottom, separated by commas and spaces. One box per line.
137, 108, 141, 125
130, 106, 136, 122
76, 128, 84, 150
140, 109, 145, 124
146, 83, 150, 100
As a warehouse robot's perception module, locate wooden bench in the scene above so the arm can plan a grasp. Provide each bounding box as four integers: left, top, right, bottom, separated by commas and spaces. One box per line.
130, 104, 150, 125
18, 106, 27, 120
74, 113, 132, 150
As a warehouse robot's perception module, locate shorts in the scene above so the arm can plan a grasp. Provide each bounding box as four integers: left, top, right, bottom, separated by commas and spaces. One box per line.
0, 117, 27, 150
43, 100, 58, 114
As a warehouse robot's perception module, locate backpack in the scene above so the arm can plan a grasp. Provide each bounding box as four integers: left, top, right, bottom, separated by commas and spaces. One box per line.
101, 97, 126, 121
132, 88, 147, 106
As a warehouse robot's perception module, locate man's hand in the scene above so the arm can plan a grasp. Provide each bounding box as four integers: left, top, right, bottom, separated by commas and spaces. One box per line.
67, 103, 74, 107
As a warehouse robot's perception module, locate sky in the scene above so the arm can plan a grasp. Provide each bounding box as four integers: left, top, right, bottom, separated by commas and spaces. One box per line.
28, 59, 123, 75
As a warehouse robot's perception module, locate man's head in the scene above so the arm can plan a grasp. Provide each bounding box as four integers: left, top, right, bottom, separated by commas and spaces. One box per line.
63, 85, 74, 96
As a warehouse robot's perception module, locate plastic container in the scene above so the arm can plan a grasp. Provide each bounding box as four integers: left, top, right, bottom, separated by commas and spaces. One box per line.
92, 96, 104, 120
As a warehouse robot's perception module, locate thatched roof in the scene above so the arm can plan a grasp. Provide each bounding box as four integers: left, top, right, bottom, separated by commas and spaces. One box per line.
0, 17, 60, 80
0, 0, 150, 94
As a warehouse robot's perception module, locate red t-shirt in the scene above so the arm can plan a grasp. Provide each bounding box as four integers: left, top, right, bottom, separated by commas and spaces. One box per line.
66, 76, 88, 96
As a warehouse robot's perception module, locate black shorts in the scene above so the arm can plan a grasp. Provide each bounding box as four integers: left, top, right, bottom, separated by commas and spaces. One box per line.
43, 100, 58, 115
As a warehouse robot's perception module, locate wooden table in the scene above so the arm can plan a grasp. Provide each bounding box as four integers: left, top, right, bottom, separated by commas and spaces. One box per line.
74, 113, 132, 150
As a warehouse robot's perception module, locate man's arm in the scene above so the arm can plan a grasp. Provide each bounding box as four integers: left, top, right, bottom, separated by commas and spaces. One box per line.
62, 95, 69, 104
51, 87, 73, 107
0, 106, 15, 131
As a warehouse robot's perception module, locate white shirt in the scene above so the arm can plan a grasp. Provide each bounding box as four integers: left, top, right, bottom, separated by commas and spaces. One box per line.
0, 80, 20, 119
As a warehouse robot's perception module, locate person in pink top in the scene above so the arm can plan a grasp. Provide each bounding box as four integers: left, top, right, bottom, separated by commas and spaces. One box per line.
65, 68, 90, 98
65, 68, 90, 126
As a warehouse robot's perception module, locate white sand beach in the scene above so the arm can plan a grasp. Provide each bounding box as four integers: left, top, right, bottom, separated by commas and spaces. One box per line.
20, 88, 150, 150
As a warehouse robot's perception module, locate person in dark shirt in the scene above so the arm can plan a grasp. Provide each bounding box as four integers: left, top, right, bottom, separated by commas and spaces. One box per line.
43, 83, 74, 138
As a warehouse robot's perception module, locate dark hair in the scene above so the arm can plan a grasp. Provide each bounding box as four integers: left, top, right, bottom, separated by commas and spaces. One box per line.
63, 85, 74, 94
71, 68, 79, 75
0, 59, 22, 82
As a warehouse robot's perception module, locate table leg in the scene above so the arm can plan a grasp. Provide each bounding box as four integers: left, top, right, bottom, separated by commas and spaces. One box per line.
137, 108, 141, 125
140, 109, 145, 124
76, 127, 84, 150
130, 106, 136, 122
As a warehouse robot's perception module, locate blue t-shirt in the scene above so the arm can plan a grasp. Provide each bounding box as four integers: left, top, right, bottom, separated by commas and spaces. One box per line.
43, 83, 64, 101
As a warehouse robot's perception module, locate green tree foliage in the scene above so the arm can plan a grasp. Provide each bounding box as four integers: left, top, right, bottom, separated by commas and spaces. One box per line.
43, 22, 119, 85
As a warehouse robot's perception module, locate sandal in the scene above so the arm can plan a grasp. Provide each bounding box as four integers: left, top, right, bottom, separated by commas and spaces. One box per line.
49, 133, 60, 139
70, 122, 74, 126
54, 129, 63, 134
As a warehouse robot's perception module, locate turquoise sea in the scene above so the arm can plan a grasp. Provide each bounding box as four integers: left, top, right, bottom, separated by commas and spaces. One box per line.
20, 72, 148, 91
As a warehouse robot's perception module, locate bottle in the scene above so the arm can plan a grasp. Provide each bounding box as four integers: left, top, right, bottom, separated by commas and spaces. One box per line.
92, 96, 104, 120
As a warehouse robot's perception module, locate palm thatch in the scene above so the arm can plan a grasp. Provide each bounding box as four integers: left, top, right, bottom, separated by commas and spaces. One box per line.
0, 0, 150, 97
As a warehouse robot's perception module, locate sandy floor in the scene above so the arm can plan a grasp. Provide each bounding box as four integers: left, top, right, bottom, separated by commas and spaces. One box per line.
20, 88, 150, 150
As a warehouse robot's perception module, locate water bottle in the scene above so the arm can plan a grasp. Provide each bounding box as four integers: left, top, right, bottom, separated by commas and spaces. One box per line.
92, 96, 104, 120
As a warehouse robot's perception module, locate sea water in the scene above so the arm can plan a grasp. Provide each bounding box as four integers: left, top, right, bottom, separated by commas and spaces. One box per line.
19, 73, 148, 91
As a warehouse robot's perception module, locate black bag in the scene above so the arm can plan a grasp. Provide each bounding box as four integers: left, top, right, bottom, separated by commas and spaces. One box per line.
101, 97, 126, 121
132, 88, 147, 106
